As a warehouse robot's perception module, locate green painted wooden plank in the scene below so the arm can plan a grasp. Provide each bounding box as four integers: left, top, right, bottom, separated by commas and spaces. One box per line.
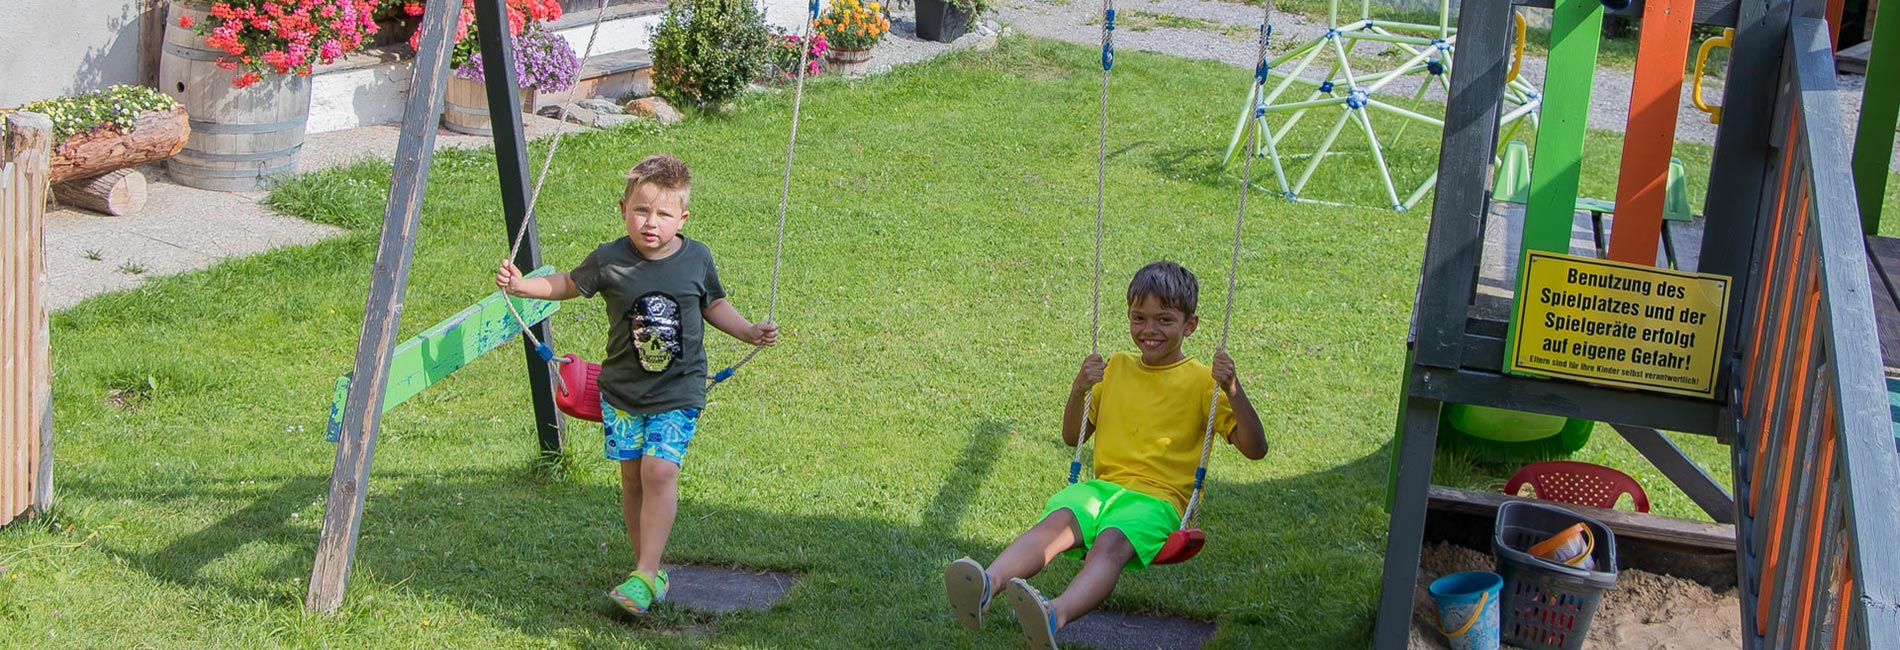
1506, 0, 1603, 374
327, 266, 559, 441
1855, 0, 1899, 233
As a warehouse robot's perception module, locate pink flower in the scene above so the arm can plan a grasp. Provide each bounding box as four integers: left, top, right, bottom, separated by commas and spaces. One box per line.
319, 39, 342, 60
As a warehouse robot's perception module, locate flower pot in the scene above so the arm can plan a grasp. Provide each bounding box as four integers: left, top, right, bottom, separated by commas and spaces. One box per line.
914, 0, 971, 43
826, 47, 874, 79
442, 76, 539, 136
160, 1, 310, 191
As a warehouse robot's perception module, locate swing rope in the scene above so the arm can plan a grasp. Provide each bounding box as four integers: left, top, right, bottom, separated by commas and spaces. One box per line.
1069, 0, 1116, 485
1180, 0, 1271, 531
499, 0, 613, 383
710, 0, 821, 389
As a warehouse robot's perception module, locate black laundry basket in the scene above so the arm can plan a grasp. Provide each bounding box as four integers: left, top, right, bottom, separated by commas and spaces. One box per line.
1493, 501, 1619, 650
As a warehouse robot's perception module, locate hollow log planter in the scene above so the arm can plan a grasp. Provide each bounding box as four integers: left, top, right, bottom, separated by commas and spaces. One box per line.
47, 105, 188, 185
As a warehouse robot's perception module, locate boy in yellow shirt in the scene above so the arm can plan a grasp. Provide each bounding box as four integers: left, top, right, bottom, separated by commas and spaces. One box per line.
945, 261, 1268, 649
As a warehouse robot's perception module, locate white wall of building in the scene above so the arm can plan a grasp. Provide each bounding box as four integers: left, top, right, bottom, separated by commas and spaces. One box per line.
1, 0, 150, 107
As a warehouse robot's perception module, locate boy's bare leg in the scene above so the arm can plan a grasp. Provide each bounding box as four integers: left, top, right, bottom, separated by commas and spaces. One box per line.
985, 509, 1083, 597
1047, 528, 1134, 628
635, 458, 681, 575
619, 458, 644, 558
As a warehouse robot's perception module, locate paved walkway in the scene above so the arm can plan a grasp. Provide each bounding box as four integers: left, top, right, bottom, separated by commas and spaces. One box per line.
41, 115, 589, 312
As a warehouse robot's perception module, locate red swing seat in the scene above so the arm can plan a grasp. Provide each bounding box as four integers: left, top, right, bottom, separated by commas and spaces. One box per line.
1151, 528, 1206, 565
555, 353, 605, 422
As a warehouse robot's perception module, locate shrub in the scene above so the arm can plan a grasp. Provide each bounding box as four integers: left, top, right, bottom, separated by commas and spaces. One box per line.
649, 0, 773, 109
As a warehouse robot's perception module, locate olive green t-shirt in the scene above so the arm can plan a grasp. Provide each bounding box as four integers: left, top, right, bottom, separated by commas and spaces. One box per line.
570, 235, 725, 414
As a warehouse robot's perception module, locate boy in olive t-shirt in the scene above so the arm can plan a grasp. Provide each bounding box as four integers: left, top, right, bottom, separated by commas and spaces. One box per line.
944, 261, 1268, 649
497, 154, 777, 615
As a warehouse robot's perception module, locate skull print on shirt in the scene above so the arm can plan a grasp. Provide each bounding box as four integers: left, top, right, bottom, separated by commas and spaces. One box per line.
628, 291, 683, 372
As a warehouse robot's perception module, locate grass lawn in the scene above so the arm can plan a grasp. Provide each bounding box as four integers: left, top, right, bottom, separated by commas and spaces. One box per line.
0, 34, 1777, 648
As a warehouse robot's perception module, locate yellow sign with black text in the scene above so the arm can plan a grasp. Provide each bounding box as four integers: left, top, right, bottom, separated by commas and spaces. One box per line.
1509, 252, 1731, 398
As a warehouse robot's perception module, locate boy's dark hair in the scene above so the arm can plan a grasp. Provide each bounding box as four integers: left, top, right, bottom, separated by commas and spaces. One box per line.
623, 154, 693, 206
1126, 261, 1199, 315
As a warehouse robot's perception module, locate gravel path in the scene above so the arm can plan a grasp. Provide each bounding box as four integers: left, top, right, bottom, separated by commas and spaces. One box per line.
992, 0, 1895, 169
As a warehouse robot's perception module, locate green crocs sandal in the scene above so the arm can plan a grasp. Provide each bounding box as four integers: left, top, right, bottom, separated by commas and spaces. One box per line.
1005, 577, 1060, 650
945, 557, 991, 630
608, 569, 669, 615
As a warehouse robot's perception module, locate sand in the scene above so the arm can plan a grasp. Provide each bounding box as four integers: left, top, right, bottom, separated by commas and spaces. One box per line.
1409, 542, 1743, 649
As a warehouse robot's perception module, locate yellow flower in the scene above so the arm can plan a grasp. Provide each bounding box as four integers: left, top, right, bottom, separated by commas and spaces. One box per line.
869, 2, 880, 11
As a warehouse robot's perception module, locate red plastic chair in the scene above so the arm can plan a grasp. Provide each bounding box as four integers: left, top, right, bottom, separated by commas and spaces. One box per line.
1503, 460, 1650, 513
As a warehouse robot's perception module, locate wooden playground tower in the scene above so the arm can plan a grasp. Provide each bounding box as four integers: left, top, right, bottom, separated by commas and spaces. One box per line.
1379, 0, 1900, 648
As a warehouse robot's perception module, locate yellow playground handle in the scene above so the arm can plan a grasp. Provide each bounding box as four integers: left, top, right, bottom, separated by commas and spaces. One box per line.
1693, 28, 1734, 124
1506, 12, 1527, 85
1436, 591, 1491, 638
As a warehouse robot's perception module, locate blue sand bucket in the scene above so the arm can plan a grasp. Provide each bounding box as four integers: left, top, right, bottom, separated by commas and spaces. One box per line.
1429, 570, 1502, 650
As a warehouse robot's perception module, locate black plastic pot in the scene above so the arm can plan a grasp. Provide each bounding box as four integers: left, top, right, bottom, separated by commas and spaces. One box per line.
914, 0, 970, 43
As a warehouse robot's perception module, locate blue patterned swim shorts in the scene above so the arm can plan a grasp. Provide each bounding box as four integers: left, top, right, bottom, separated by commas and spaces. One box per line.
601, 397, 700, 465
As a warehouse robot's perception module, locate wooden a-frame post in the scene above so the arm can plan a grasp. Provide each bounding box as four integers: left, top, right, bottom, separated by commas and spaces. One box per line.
306, 0, 563, 613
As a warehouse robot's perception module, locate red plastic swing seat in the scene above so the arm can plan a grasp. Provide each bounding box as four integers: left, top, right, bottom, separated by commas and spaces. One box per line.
1151, 528, 1206, 565
555, 353, 605, 422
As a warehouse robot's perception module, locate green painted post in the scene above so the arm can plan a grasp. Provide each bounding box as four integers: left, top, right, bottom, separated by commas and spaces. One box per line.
1506, 0, 1602, 371
1855, 1, 1899, 233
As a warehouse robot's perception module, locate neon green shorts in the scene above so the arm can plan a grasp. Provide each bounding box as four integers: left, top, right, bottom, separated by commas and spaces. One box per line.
1039, 479, 1181, 572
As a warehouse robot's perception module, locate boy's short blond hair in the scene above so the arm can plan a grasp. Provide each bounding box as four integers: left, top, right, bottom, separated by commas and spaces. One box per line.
623, 154, 692, 207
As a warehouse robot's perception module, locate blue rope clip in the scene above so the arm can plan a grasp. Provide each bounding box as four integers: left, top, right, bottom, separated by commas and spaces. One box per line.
1101, 9, 1117, 70
711, 366, 735, 383
809, 0, 819, 20
1068, 461, 1083, 484
1193, 467, 1206, 489
534, 342, 555, 362
1346, 89, 1368, 110
1254, 60, 1269, 83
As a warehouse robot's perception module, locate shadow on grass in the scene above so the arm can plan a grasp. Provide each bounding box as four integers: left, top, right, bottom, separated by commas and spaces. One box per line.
72, 423, 1399, 648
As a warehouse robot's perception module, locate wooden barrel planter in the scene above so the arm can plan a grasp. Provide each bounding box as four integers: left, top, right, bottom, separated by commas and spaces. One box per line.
159, 1, 311, 191
442, 76, 537, 136
826, 48, 874, 78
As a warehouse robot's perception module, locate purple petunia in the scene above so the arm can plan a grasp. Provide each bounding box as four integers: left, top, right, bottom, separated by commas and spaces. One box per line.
454, 25, 578, 92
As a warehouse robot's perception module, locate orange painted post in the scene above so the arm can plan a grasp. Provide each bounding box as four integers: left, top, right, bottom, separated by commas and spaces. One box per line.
1827, 0, 1845, 45
1609, 0, 1696, 265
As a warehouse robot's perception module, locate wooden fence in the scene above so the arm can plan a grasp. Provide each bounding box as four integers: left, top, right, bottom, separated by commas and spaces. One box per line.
1727, 17, 1900, 648
2, 111, 53, 526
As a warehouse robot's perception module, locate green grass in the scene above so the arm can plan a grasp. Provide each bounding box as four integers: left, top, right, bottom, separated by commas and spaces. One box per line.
3, 34, 1752, 648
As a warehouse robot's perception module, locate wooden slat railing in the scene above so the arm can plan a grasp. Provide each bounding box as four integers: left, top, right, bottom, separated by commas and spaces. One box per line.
1, 111, 52, 527
1729, 16, 1900, 649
